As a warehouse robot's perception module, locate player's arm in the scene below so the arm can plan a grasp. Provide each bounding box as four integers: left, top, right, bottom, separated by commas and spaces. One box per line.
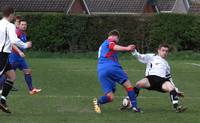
12, 44, 25, 57
109, 42, 135, 52
8, 24, 32, 49
131, 50, 153, 64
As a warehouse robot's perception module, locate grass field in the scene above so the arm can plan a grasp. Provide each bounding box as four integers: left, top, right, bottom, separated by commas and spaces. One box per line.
0, 53, 200, 123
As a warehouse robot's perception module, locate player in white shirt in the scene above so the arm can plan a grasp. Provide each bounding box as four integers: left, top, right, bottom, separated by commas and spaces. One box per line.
0, 6, 31, 113
122, 44, 186, 112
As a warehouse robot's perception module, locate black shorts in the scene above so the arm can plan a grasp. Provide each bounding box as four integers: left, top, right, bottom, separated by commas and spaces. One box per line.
146, 75, 170, 93
0, 53, 12, 76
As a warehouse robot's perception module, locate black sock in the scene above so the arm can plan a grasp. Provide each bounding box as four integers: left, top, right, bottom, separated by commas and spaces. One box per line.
134, 87, 140, 97
170, 90, 179, 109
1, 80, 14, 104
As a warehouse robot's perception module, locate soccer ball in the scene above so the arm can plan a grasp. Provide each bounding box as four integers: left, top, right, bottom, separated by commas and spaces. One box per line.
122, 96, 132, 109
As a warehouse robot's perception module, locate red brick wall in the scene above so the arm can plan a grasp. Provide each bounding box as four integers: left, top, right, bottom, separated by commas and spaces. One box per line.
69, 0, 87, 14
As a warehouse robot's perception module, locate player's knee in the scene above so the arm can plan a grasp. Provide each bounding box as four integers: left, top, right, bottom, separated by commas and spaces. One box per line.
24, 69, 32, 75
136, 82, 143, 88
162, 82, 175, 92
7, 76, 16, 82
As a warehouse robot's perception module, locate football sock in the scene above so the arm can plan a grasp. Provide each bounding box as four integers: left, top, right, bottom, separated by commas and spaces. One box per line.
24, 74, 33, 91
134, 86, 140, 97
126, 87, 137, 108
0, 75, 6, 89
170, 90, 179, 109
98, 95, 112, 105
1, 80, 14, 104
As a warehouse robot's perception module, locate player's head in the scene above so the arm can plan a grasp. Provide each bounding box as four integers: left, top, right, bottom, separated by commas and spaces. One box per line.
108, 30, 120, 42
1, 6, 15, 22
157, 44, 169, 59
15, 15, 22, 28
19, 19, 27, 31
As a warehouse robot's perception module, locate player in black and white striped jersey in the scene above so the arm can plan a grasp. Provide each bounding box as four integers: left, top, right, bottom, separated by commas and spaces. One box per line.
121, 44, 186, 113
0, 6, 32, 113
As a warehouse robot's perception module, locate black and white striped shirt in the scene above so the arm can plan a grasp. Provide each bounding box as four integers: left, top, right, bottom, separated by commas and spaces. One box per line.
0, 18, 27, 53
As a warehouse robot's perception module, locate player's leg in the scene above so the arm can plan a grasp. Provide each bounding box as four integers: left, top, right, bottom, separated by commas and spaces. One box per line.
0, 53, 14, 113
122, 80, 141, 112
21, 60, 41, 95
23, 69, 33, 90
0, 68, 16, 113
93, 70, 115, 113
162, 81, 186, 112
111, 66, 141, 112
0, 74, 6, 92
134, 78, 151, 97
9, 62, 19, 91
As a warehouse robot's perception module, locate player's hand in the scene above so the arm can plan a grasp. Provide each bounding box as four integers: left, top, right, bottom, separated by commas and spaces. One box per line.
19, 52, 25, 58
127, 44, 135, 52
26, 41, 32, 48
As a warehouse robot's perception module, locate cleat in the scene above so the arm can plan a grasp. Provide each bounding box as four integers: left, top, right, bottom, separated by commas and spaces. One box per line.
29, 88, 42, 95
0, 102, 11, 113
175, 105, 187, 113
93, 98, 101, 114
120, 105, 128, 111
132, 107, 143, 113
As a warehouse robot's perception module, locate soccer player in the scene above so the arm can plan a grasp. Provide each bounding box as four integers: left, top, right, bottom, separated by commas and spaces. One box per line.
14, 15, 22, 29
9, 19, 41, 95
10, 15, 23, 91
0, 16, 22, 92
0, 6, 32, 113
93, 30, 141, 113
129, 44, 186, 112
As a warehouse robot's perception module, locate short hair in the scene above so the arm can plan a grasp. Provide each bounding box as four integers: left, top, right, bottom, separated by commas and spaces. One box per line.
15, 15, 22, 21
108, 29, 120, 38
1, 6, 14, 17
19, 19, 27, 24
158, 44, 169, 49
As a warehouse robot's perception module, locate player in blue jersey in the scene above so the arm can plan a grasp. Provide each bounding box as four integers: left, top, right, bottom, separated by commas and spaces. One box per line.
9, 19, 41, 95
93, 30, 141, 113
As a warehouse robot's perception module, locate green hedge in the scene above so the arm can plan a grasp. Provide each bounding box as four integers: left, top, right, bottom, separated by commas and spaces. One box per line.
22, 14, 200, 52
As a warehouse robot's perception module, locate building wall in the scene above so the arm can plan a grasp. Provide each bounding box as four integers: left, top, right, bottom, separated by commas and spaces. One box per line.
69, 0, 87, 14
173, 0, 188, 13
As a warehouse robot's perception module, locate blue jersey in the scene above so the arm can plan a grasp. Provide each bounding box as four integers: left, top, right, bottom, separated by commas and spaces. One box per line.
9, 29, 27, 62
97, 39, 128, 94
98, 39, 120, 67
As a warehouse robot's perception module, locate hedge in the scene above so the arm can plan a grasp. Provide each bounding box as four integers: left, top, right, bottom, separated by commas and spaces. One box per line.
22, 13, 200, 53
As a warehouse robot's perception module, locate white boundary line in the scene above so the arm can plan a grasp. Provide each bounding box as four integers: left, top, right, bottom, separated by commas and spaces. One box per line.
185, 63, 200, 67
9, 95, 200, 99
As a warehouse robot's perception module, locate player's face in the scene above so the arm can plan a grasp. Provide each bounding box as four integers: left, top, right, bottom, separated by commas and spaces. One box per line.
19, 21, 27, 31
113, 35, 119, 43
158, 47, 169, 59
15, 19, 20, 28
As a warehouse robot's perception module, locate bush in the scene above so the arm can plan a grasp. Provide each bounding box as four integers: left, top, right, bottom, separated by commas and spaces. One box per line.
21, 13, 200, 52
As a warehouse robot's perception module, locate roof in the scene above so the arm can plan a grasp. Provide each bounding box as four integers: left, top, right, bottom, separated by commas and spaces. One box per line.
84, 0, 146, 14
0, 0, 73, 12
157, 0, 177, 12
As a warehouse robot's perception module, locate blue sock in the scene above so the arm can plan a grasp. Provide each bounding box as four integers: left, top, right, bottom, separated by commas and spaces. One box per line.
127, 87, 137, 108
0, 75, 6, 89
24, 74, 33, 91
98, 95, 112, 105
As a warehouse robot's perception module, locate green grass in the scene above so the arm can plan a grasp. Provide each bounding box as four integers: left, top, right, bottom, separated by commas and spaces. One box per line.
0, 54, 200, 123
